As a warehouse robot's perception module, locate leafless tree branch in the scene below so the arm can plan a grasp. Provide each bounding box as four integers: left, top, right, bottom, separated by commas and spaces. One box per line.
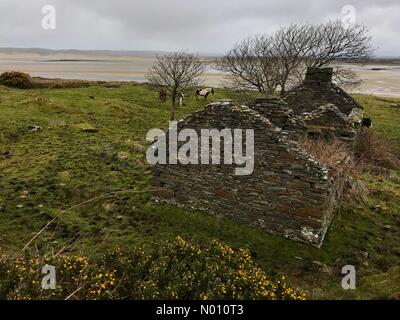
219, 20, 374, 95
147, 51, 206, 119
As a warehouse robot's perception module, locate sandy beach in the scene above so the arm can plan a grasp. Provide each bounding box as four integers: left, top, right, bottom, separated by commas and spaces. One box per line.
1, 52, 400, 97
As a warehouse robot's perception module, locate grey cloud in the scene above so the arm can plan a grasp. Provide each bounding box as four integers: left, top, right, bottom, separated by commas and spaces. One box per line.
0, 0, 399, 56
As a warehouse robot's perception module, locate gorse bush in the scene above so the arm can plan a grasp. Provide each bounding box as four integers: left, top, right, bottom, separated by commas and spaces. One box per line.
102, 237, 305, 300
0, 254, 110, 300
0, 237, 305, 300
0, 71, 32, 89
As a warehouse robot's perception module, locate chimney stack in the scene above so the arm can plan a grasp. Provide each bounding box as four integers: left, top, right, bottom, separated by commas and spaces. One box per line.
304, 67, 333, 86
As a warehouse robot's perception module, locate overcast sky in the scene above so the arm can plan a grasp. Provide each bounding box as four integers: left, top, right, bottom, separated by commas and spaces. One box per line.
0, 0, 399, 56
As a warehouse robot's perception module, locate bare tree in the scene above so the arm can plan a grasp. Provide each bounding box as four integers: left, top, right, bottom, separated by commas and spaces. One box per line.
304, 21, 374, 89
218, 35, 281, 94
220, 20, 374, 95
273, 23, 315, 94
332, 66, 362, 90
147, 52, 206, 120
306, 21, 374, 67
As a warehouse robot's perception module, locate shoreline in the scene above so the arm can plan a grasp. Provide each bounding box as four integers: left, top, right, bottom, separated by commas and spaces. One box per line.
1, 75, 399, 99
1, 52, 400, 98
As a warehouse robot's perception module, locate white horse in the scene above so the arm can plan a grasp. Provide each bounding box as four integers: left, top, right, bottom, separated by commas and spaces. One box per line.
178, 92, 185, 108
195, 88, 214, 100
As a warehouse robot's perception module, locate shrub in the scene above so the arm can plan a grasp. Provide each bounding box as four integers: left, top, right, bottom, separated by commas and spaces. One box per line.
299, 137, 367, 203
299, 137, 358, 180
0, 237, 305, 300
0, 71, 32, 89
299, 132, 400, 203
354, 129, 400, 170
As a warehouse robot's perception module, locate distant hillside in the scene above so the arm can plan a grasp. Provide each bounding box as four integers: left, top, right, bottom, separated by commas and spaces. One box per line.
369, 58, 400, 65
0, 47, 167, 57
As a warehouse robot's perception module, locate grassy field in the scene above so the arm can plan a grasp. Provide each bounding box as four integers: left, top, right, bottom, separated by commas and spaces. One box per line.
0, 83, 399, 299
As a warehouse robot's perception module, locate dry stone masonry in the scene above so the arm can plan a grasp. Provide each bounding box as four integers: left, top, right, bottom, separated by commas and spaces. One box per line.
284, 67, 364, 140
284, 67, 362, 115
150, 67, 363, 247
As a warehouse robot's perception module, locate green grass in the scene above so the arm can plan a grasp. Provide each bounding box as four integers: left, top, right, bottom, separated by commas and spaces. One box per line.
0, 84, 399, 299
354, 94, 400, 152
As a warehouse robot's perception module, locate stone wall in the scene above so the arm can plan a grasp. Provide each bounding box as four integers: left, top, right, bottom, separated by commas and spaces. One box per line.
304, 67, 333, 86
284, 67, 363, 116
303, 104, 358, 141
248, 97, 304, 131
247, 96, 358, 141
151, 101, 339, 246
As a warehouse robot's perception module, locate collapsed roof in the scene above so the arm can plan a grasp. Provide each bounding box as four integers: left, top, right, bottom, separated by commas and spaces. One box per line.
284, 67, 363, 116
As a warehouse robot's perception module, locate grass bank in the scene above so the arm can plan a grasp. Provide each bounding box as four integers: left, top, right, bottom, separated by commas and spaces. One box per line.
0, 84, 399, 299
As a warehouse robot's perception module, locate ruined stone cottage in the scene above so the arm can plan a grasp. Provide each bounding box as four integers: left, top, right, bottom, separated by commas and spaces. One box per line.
284, 67, 364, 140
150, 67, 364, 247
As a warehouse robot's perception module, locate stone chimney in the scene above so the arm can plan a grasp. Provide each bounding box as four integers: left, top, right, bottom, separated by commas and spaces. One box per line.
304, 67, 333, 86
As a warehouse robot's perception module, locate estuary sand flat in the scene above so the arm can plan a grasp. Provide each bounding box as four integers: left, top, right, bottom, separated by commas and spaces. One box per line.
1, 52, 400, 97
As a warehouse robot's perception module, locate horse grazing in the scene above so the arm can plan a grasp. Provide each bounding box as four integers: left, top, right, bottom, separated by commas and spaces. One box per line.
195, 88, 214, 100
159, 88, 167, 102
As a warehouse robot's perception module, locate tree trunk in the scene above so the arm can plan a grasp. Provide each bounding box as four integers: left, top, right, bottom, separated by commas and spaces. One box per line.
170, 92, 177, 121
280, 83, 286, 96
